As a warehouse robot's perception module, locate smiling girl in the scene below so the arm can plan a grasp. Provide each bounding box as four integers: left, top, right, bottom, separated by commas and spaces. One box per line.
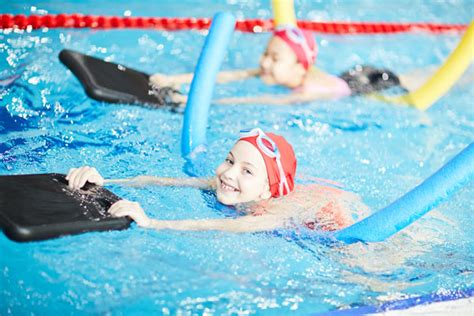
67, 128, 369, 233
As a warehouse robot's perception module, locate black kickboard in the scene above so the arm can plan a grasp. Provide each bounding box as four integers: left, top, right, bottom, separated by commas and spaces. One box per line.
0, 173, 131, 242
59, 49, 176, 108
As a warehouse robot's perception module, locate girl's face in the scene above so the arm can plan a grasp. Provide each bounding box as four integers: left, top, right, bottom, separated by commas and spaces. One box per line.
259, 36, 307, 88
215, 141, 271, 205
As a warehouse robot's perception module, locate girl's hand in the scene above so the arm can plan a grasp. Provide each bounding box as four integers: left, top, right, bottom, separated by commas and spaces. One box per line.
149, 73, 180, 90
66, 166, 104, 190
108, 200, 152, 228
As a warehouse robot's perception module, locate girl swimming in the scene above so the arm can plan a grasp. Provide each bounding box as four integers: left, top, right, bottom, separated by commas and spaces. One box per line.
67, 128, 369, 233
151, 26, 425, 106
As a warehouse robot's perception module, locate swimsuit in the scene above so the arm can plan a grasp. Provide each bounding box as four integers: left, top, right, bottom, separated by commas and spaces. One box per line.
296, 75, 352, 99
305, 201, 348, 231
339, 65, 403, 95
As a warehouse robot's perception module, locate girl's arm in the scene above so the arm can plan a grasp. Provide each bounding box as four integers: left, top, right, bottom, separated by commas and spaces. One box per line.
66, 166, 213, 190
105, 175, 213, 190
214, 92, 322, 106
108, 200, 286, 233
149, 73, 194, 89
150, 69, 259, 88
215, 69, 260, 84
149, 215, 284, 233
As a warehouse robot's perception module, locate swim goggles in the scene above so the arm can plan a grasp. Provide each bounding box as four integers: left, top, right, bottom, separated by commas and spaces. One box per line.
239, 128, 290, 197
278, 26, 315, 68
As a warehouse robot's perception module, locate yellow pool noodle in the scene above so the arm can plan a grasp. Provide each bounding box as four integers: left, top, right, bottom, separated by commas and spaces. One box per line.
272, 0, 297, 28
370, 20, 474, 110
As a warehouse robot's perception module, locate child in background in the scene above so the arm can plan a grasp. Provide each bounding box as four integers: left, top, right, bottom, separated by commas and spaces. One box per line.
153, 26, 423, 106
67, 128, 369, 233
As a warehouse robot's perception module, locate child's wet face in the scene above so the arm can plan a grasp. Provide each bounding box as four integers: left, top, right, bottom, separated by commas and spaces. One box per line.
215, 141, 271, 205
259, 36, 306, 88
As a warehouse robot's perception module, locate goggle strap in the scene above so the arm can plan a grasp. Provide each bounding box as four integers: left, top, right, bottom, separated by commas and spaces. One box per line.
276, 157, 290, 196
240, 128, 290, 197
284, 28, 314, 68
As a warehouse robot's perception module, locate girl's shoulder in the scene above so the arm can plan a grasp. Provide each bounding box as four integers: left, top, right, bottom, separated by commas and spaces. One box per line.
275, 183, 370, 230
299, 68, 351, 98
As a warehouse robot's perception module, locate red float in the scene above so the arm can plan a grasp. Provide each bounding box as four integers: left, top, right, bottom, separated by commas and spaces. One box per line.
0, 13, 467, 34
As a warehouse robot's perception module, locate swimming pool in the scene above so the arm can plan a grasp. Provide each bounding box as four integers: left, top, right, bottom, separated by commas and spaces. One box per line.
1, 0, 473, 314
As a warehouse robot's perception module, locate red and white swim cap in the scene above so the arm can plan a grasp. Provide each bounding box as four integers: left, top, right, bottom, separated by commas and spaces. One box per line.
239, 128, 297, 198
274, 27, 317, 70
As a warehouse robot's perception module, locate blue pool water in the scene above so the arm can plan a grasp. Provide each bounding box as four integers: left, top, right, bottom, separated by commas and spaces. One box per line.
1, 0, 473, 314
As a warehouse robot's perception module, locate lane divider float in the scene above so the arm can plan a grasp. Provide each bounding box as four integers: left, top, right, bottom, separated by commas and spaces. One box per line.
0, 13, 468, 34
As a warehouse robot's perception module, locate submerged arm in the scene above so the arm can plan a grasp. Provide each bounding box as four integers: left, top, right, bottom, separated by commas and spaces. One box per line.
215, 92, 320, 106
148, 215, 285, 233
108, 200, 286, 233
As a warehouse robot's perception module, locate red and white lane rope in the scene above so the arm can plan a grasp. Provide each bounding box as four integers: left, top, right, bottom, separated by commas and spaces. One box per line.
0, 14, 468, 34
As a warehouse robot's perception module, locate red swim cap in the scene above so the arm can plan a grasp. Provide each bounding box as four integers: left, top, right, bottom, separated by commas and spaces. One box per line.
274, 27, 317, 70
239, 129, 297, 198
